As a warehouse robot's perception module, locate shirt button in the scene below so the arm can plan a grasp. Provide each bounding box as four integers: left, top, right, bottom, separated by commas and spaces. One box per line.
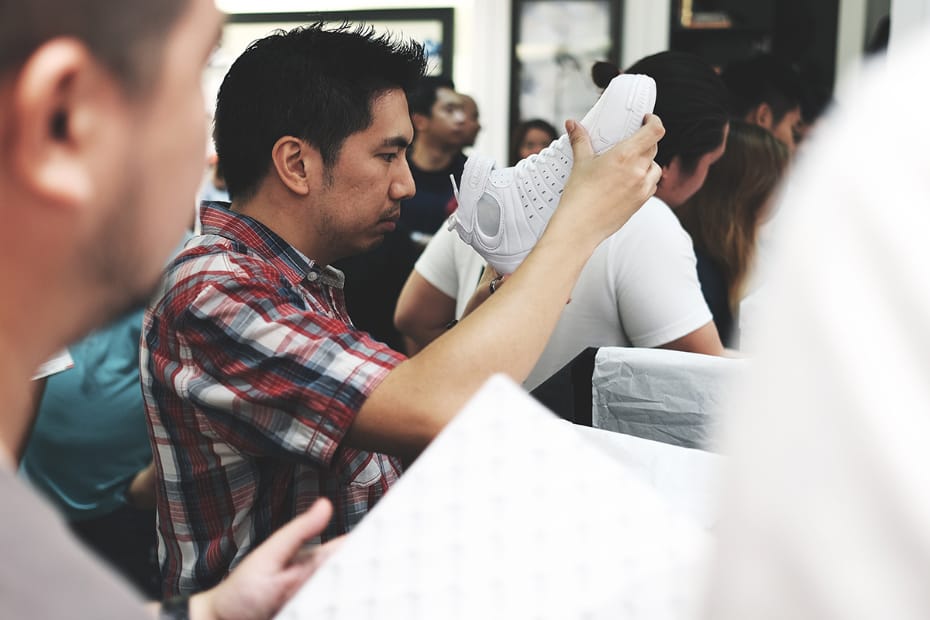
306, 272, 319, 282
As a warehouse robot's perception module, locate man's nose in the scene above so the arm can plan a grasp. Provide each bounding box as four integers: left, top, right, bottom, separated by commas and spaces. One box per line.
392, 158, 416, 200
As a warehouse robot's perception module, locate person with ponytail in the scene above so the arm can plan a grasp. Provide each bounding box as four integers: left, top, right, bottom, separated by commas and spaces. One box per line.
525, 51, 731, 390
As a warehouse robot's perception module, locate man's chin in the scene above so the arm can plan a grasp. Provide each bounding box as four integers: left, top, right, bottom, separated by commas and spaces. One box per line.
111, 280, 159, 323
361, 233, 388, 253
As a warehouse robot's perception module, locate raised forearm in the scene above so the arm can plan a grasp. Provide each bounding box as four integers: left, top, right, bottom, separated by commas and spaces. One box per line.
402, 224, 596, 395
349, 116, 664, 459
350, 221, 606, 459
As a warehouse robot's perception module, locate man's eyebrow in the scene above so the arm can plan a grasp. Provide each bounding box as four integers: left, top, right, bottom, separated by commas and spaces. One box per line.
380, 136, 410, 149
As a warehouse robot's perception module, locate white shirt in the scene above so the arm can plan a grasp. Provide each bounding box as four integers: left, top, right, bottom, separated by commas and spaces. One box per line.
525, 196, 712, 390
413, 223, 487, 319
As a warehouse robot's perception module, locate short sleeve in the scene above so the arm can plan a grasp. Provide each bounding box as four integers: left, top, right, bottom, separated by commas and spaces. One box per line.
608, 201, 713, 348
162, 260, 404, 468
414, 225, 462, 299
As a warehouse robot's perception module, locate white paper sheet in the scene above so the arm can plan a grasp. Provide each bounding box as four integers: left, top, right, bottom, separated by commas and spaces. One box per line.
32, 348, 74, 380
574, 425, 722, 530
276, 374, 709, 620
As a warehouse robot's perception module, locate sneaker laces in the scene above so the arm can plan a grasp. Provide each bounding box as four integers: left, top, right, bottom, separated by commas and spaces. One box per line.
514, 136, 571, 204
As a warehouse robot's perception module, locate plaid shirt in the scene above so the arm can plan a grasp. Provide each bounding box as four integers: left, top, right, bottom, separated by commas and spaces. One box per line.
141, 203, 405, 596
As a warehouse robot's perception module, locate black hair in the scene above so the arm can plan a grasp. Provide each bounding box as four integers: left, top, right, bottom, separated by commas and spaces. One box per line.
0, 0, 189, 93
406, 75, 456, 118
797, 63, 833, 126
591, 60, 621, 93
214, 22, 427, 202
721, 53, 803, 125
594, 52, 729, 172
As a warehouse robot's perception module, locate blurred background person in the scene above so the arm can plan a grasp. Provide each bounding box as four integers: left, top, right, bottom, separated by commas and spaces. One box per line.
509, 118, 559, 165
460, 93, 482, 150
522, 52, 730, 391
399, 75, 468, 238
675, 122, 790, 348
722, 53, 804, 155
20, 306, 160, 599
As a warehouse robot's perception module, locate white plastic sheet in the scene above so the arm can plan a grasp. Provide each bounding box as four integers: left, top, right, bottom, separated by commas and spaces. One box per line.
591, 347, 746, 450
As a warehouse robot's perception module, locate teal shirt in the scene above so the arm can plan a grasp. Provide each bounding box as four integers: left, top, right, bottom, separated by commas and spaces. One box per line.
20, 307, 151, 521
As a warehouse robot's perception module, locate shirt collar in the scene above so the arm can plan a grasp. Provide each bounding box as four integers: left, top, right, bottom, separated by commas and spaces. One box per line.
199, 202, 344, 289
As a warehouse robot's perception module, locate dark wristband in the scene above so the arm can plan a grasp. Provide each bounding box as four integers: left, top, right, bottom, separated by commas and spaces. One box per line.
160, 595, 191, 620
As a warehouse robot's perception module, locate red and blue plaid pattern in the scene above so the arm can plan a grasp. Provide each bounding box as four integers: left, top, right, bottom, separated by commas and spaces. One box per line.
141, 203, 404, 596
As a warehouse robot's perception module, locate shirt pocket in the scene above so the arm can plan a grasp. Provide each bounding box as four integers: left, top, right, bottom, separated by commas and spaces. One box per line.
337, 450, 399, 489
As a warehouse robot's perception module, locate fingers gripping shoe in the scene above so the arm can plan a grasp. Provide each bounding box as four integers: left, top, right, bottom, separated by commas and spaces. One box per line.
449, 73, 656, 274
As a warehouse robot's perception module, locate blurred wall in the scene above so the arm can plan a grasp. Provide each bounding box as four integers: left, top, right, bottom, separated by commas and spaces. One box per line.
215, 1, 879, 162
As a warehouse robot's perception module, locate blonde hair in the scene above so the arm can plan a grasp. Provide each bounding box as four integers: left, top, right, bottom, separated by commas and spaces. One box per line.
677, 121, 789, 310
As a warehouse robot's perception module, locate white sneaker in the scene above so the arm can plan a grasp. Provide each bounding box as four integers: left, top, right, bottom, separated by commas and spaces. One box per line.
448, 73, 656, 274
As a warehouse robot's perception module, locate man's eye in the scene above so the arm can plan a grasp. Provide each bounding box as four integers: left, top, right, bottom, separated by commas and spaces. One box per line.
380, 153, 398, 162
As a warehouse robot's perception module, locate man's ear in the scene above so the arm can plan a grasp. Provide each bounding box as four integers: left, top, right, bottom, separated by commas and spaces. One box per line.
411, 111, 430, 133
270, 136, 320, 196
659, 157, 677, 186
10, 38, 118, 210
654, 156, 682, 204
747, 102, 774, 130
